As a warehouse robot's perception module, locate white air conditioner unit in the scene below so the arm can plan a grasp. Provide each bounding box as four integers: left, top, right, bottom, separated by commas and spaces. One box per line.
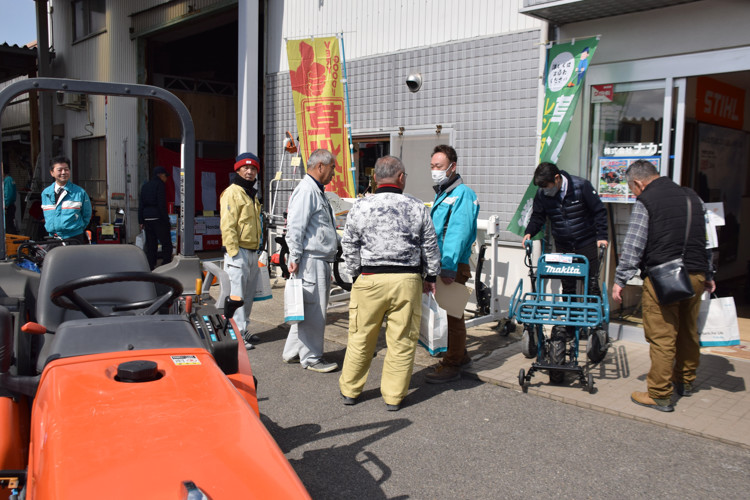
55, 92, 87, 111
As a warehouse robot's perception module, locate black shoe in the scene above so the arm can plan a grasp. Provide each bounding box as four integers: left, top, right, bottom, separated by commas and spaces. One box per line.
243, 332, 258, 350
341, 392, 357, 406
386, 403, 400, 412
674, 382, 694, 397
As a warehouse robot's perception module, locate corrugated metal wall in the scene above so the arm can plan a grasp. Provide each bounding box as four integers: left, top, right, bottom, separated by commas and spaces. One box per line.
0, 76, 30, 130
267, 0, 541, 73
49, 0, 143, 225
265, 1, 544, 240
49, 0, 235, 231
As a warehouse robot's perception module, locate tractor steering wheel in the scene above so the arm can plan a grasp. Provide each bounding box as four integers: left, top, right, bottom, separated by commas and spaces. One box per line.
50, 272, 183, 318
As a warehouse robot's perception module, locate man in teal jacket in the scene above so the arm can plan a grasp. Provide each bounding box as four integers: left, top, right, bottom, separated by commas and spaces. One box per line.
41, 156, 92, 244
3, 164, 17, 234
425, 145, 479, 384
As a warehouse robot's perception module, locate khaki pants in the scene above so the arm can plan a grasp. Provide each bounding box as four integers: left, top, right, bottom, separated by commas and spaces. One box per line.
642, 273, 705, 399
443, 263, 472, 367
339, 273, 423, 405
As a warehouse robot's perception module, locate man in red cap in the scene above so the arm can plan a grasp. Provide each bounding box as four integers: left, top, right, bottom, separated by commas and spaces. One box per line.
220, 152, 263, 349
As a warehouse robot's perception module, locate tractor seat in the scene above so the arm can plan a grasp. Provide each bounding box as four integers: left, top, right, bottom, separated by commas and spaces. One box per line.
35, 245, 156, 372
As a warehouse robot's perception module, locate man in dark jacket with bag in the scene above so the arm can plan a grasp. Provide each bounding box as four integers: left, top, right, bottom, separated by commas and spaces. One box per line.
612, 159, 715, 412
138, 166, 173, 269
523, 162, 608, 297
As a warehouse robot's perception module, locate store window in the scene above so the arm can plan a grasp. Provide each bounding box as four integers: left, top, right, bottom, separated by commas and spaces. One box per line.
588, 82, 675, 312
590, 84, 666, 204
73, 0, 106, 42
72, 136, 107, 202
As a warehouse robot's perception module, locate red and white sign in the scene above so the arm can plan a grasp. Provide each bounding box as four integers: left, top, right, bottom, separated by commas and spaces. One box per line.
591, 84, 613, 103
696, 77, 745, 130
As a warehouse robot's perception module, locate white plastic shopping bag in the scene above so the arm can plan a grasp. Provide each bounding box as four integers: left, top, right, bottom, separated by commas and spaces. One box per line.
419, 292, 448, 355
698, 292, 740, 346
284, 276, 305, 324
135, 230, 146, 250
254, 254, 272, 302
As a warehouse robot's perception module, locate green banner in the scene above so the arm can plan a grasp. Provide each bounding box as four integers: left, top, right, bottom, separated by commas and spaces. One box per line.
506, 181, 539, 238
507, 37, 599, 237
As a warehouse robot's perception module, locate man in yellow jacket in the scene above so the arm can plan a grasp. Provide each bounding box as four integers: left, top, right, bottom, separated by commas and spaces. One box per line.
220, 152, 263, 349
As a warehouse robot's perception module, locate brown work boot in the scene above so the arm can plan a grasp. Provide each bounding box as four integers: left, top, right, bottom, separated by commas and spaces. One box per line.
425, 364, 461, 384
630, 391, 674, 412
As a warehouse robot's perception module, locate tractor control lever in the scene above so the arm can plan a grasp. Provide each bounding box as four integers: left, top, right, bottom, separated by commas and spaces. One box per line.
223, 295, 244, 333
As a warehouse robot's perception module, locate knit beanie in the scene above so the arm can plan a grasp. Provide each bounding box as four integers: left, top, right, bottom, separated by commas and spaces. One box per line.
234, 152, 261, 173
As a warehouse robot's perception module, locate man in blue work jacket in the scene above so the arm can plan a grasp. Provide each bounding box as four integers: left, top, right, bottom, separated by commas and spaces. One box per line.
41, 156, 92, 244
425, 145, 480, 384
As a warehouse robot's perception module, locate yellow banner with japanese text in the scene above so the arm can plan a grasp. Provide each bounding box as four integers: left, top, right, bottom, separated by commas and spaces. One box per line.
286, 37, 353, 198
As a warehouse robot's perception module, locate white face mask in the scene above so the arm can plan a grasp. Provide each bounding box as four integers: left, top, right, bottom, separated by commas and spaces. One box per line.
431, 165, 453, 185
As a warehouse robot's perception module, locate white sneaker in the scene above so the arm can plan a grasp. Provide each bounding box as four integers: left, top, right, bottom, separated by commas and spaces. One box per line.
304, 360, 338, 373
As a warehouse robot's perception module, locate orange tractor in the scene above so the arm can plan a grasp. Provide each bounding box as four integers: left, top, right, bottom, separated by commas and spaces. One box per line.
0, 79, 309, 499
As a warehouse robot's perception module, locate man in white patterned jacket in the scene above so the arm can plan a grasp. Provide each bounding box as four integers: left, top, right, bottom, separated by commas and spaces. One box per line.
339, 155, 441, 411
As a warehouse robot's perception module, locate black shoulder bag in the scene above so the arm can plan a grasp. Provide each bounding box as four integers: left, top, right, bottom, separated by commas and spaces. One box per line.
646, 196, 696, 305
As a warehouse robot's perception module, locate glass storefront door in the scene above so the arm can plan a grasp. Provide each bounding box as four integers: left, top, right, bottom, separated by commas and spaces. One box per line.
586, 79, 687, 314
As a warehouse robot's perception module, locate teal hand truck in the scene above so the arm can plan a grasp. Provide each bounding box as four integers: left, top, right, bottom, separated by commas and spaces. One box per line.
509, 241, 609, 393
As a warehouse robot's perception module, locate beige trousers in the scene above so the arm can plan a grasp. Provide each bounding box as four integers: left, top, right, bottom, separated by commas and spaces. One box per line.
642, 273, 705, 399
339, 273, 423, 405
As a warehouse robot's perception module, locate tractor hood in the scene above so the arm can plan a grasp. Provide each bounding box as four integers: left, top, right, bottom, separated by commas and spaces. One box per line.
26, 348, 309, 499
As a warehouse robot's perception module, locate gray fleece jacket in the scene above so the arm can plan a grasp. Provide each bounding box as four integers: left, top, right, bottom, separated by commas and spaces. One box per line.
286, 174, 338, 263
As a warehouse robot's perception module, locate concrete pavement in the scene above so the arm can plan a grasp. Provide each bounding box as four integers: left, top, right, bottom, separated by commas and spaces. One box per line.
245, 280, 750, 450
467, 337, 750, 449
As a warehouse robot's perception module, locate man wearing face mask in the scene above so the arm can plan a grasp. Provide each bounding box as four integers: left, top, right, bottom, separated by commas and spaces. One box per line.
425, 145, 480, 384
523, 162, 608, 300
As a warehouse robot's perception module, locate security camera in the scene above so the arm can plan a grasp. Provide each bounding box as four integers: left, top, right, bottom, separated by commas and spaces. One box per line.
406, 73, 422, 93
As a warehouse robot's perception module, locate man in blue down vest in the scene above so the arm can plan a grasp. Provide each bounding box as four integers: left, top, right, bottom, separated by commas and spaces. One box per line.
523, 162, 609, 300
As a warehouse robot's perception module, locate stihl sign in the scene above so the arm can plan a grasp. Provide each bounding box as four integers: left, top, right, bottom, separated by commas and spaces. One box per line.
697, 77, 745, 130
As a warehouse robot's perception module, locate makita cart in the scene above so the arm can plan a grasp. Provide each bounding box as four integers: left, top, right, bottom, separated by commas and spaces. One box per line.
509, 242, 609, 393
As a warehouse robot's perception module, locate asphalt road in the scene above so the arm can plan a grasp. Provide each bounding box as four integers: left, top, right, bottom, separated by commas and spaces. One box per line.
245, 315, 750, 500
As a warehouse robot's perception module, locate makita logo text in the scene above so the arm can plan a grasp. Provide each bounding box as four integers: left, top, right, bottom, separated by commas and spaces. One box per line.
545, 265, 582, 275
